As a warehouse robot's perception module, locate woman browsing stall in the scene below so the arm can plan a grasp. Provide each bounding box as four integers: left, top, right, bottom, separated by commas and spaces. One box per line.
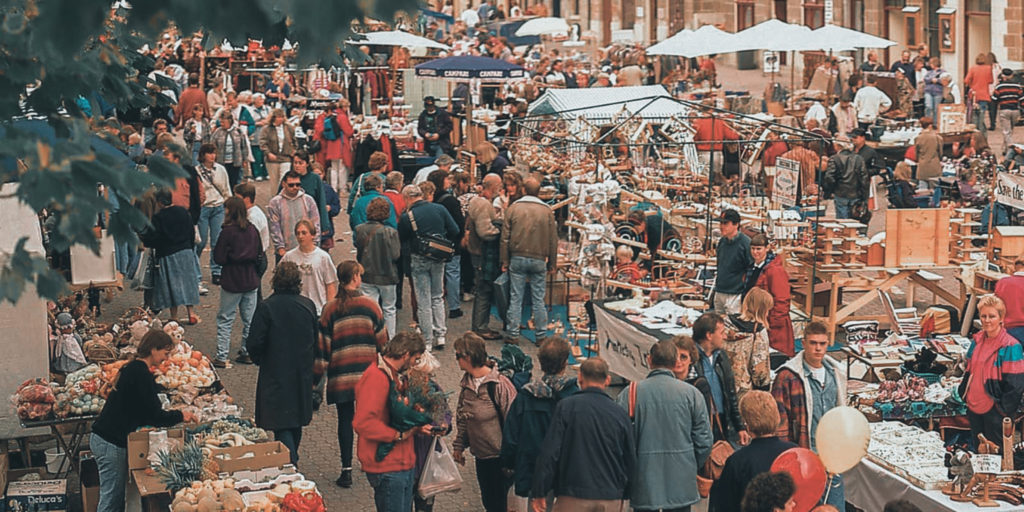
959, 295, 1024, 450
90, 331, 197, 512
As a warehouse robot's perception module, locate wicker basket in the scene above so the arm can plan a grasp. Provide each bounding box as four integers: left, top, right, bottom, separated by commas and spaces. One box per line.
901, 364, 942, 385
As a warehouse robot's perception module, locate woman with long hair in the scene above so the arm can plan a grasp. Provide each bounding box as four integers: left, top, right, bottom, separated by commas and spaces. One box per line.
316, 260, 388, 488
211, 110, 251, 190
493, 171, 523, 219
91, 330, 196, 511
259, 108, 295, 187
212, 196, 262, 368
723, 287, 773, 399
139, 188, 201, 324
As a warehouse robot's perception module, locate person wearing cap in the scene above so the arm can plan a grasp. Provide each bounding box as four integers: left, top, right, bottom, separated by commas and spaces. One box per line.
996, 257, 1024, 343
823, 138, 869, 220
915, 116, 943, 181
853, 74, 891, 130
850, 128, 884, 176
714, 209, 753, 316
1003, 144, 1024, 171
993, 68, 1024, 155
746, 234, 795, 357
418, 96, 453, 158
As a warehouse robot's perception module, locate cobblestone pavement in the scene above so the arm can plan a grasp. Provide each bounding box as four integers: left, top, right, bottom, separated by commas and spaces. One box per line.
103, 177, 509, 510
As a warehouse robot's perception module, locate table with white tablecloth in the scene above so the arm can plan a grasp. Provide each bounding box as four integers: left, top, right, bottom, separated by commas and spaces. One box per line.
846, 459, 1024, 511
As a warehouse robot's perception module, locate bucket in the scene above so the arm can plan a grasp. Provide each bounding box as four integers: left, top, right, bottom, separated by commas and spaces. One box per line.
45, 447, 65, 474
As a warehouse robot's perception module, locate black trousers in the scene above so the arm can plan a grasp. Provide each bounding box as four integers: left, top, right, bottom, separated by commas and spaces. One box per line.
476, 457, 510, 512
337, 401, 355, 468
968, 407, 1005, 452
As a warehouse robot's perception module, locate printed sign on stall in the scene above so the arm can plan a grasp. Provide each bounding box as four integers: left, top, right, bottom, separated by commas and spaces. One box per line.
995, 172, 1024, 211
593, 306, 659, 383
774, 157, 800, 208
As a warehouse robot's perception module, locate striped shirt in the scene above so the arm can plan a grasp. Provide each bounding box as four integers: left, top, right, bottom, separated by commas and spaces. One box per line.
993, 82, 1024, 110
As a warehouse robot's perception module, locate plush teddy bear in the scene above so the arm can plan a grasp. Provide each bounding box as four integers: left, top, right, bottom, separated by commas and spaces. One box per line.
163, 321, 185, 344
129, 320, 151, 346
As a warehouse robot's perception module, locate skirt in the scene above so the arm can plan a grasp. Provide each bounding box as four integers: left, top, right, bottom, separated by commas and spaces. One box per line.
152, 249, 200, 310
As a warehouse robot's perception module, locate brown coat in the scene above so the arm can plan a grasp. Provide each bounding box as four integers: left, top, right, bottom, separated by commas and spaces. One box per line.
501, 196, 558, 270
465, 195, 500, 256
916, 129, 944, 181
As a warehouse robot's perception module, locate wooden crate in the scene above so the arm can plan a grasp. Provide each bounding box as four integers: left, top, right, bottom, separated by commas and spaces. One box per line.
885, 209, 950, 267
993, 226, 1024, 259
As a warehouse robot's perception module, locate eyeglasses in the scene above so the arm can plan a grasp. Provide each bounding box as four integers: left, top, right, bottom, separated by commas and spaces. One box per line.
286, 182, 302, 188
455, 352, 465, 359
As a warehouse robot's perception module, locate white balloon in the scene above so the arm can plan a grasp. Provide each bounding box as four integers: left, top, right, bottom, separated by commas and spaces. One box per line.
815, 406, 870, 474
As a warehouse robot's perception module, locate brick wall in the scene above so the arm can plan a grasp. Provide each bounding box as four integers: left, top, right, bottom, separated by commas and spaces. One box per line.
1007, 0, 1024, 62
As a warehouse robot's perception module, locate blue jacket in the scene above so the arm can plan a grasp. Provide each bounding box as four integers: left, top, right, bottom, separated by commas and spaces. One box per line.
397, 200, 459, 244
500, 375, 579, 497
349, 190, 397, 230
531, 387, 635, 500
616, 369, 713, 509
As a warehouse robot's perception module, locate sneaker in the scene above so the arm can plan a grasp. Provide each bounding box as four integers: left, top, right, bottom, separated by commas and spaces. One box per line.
198, 284, 210, 296
235, 354, 253, 365
474, 329, 502, 341
212, 359, 232, 369
462, 292, 474, 302
336, 469, 353, 488
435, 336, 446, 350
212, 274, 221, 286
448, 309, 463, 319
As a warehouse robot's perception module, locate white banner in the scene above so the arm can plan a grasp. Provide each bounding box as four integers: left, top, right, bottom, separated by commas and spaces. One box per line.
774, 157, 800, 208
995, 172, 1024, 211
594, 306, 660, 382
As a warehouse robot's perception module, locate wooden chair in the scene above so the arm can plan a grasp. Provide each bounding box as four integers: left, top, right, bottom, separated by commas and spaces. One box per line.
878, 288, 921, 336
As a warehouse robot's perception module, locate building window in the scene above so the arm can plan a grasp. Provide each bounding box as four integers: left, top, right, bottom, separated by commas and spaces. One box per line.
884, 0, 906, 8
737, 1, 755, 31
966, 0, 991, 13
622, 0, 636, 29
803, 1, 825, 28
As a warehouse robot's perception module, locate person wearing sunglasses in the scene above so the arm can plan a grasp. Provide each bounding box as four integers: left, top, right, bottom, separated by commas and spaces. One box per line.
268, 169, 321, 264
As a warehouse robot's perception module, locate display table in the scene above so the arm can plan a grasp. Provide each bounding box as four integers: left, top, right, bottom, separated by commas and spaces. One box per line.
20, 414, 97, 478
847, 459, 1024, 511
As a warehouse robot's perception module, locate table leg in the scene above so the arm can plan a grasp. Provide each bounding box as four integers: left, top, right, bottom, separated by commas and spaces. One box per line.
906, 282, 915, 308
962, 295, 979, 337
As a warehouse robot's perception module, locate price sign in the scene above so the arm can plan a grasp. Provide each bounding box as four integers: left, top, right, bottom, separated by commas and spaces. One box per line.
971, 454, 1002, 474
773, 158, 800, 208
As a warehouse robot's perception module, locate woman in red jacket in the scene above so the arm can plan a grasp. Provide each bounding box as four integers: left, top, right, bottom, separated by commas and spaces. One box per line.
748, 234, 794, 357
314, 100, 355, 193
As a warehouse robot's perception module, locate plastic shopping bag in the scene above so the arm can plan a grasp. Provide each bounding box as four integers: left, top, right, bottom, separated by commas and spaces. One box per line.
493, 272, 511, 322
418, 437, 462, 499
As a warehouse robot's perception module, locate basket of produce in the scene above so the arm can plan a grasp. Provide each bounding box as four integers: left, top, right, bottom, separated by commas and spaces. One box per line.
11, 378, 55, 422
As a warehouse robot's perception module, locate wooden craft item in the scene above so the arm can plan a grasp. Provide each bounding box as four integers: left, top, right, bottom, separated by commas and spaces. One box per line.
885, 208, 950, 267
971, 434, 1001, 507
1004, 417, 1015, 471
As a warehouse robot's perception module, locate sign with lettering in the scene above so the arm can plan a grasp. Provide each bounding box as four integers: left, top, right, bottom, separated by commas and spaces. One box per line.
594, 306, 659, 382
971, 454, 1002, 474
774, 158, 800, 208
995, 172, 1024, 211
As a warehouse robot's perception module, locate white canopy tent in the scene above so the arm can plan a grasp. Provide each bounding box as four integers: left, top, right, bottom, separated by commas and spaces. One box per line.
799, 24, 898, 51
514, 17, 570, 37
646, 25, 744, 58
732, 19, 814, 52
346, 30, 450, 50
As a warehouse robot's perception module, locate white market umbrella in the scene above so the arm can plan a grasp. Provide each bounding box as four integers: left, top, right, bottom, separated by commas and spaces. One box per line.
646, 28, 694, 56
514, 17, 570, 37
347, 30, 450, 50
800, 24, 897, 51
733, 19, 814, 52
646, 25, 742, 58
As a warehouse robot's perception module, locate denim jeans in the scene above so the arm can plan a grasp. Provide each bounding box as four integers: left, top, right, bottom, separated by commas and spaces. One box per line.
426, 142, 446, 158
190, 141, 201, 166
361, 282, 397, 339
91, 433, 127, 512
973, 101, 989, 137
196, 205, 224, 278
115, 242, 141, 279
216, 289, 257, 361
821, 473, 844, 509
507, 255, 548, 338
367, 469, 415, 512
834, 196, 857, 220
445, 254, 461, 311
471, 255, 495, 332
411, 254, 446, 346
924, 93, 941, 120
274, 428, 303, 466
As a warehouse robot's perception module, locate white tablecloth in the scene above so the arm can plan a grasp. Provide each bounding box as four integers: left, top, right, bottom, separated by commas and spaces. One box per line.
846, 459, 1024, 511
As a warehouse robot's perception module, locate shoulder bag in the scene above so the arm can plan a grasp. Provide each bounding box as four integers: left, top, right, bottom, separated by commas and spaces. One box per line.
408, 207, 455, 262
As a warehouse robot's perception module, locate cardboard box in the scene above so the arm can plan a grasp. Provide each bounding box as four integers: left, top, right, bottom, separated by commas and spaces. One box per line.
80, 452, 99, 512
5, 479, 66, 511
129, 469, 168, 497
208, 441, 291, 474
127, 429, 184, 471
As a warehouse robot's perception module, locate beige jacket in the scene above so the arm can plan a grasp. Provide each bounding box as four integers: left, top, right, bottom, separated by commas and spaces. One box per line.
500, 196, 558, 270
465, 195, 500, 256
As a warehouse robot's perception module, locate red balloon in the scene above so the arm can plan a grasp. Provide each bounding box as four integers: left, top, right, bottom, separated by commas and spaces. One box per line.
770, 447, 827, 512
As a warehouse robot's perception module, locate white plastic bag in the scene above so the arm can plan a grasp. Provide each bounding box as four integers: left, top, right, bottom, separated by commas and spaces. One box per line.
418, 437, 462, 499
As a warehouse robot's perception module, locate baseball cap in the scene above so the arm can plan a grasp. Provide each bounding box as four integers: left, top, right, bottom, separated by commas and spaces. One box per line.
424, 96, 436, 105
849, 127, 867, 138
1003, 68, 1014, 77
720, 209, 741, 224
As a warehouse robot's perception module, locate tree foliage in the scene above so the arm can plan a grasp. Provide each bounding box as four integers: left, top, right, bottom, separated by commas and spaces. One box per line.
0, 0, 416, 303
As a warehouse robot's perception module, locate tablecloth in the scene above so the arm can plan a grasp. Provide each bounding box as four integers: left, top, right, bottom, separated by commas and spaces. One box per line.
846, 459, 1024, 511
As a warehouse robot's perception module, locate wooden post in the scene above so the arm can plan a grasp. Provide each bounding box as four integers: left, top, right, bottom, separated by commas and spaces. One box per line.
986, 192, 997, 260
1003, 416, 1014, 471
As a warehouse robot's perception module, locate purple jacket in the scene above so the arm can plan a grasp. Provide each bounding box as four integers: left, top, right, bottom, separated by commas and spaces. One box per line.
213, 223, 261, 293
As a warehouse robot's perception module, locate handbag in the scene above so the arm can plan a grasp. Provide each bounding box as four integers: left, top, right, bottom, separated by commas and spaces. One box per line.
418, 437, 463, 498
851, 199, 872, 225
493, 272, 511, 322
696, 405, 734, 498
408, 208, 455, 262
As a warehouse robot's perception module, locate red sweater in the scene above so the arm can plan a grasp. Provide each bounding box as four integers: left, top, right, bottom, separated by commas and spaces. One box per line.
996, 274, 1024, 328
353, 358, 416, 474
693, 117, 738, 152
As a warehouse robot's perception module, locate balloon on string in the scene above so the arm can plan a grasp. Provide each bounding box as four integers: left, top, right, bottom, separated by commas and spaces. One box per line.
815, 406, 871, 474
770, 447, 827, 512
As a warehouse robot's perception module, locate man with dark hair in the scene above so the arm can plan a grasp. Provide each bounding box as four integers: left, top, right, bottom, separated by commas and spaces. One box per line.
994, 68, 1024, 155
501, 338, 579, 503
771, 320, 847, 508
427, 169, 466, 318
234, 181, 270, 363
532, 357, 635, 511
740, 472, 796, 512
851, 127, 884, 176
174, 72, 208, 128
823, 135, 868, 220
268, 170, 320, 262
502, 177, 558, 344
349, 172, 397, 230
617, 340, 712, 512
747, 234, 795, 356
693, 312, 747, 444
353, 331, 432, 512
715, 209, 753, 315
418, 96, 453, 157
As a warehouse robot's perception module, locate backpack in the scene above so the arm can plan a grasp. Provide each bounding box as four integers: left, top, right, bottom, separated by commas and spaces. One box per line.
490, 344, 533, 391
322, 113, 341, 141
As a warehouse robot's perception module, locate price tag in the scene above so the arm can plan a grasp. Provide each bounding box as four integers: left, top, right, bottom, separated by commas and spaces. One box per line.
971, 454, 1002, 474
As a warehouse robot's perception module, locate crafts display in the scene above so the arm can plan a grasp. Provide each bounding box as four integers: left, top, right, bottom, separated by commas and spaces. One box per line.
867, 421, 950, 490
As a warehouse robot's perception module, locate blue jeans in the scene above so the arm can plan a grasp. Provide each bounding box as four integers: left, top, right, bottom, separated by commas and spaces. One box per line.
924, 93, 941, 120
190, 141, 202, 166
360, 282, 397, 339
507, 255, 548, 338
216, 289, 257, 361
91, 433, 127, 512
367, 469, 415, 512
274, 428, 303, 466
973, 101, 990, 137
834, 196, 857, 220
411, 255, 446, 346
426, 142, 446, 158
445, 254, 461, 311
821, 473, 844, 509
196, 205, 224, 279
115, 242, 141, 279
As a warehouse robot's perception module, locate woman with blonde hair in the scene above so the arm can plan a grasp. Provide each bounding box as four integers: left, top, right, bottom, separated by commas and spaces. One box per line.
889, 162, 918, 209
474, 141, 510, 175
723, 287, 773, 398
259, 108, 296, 186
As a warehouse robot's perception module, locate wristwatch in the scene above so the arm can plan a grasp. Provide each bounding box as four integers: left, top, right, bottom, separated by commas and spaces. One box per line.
396, 431, 404, 442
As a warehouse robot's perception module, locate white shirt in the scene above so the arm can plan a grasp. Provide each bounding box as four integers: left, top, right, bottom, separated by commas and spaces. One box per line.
808, 365, 826, 386
414, 165, 439, 185
281, 246, 338, 315
804, 102, 827, 126
460, 8, 480, 27
853, 85, 892, 123
247, 205, 270, 251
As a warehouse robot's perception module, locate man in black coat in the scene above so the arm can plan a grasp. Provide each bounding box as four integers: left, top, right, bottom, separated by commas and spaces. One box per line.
417, 96, 453, 157
246, 261, 322, 465
531, 357, 635, 511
